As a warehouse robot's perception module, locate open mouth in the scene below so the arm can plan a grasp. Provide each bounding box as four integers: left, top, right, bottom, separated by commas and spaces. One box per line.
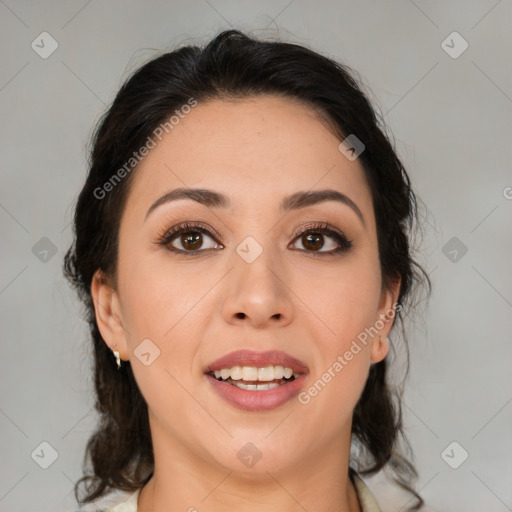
207, 365, 298, 391
204, 351, 308, 410
205, 362, 306, 411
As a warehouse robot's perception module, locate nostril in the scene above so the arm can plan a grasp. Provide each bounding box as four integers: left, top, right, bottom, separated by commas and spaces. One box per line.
236, 312, 246, 319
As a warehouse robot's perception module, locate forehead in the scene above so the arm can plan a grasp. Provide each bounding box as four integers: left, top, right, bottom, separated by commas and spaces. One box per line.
127, 95, 374, 219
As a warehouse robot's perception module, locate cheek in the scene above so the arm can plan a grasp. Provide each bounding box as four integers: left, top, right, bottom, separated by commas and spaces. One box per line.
298, 268, 378, 419
116, 252, 209, 397
119, 261, 207, 430
294, 254, 380, 413
297, 353, 369, 448
297, 253, 382, 344
117, 247, 215, 341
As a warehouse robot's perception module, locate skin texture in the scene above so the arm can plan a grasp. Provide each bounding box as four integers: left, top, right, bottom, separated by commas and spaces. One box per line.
91, 95, 400, 512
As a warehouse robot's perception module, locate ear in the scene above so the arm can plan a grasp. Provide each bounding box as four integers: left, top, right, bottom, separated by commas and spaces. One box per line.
370, 276, 401, 364
90, 269, 129, 361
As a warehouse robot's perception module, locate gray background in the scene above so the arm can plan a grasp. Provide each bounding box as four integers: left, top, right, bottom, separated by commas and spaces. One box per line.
1, 1, 511, 511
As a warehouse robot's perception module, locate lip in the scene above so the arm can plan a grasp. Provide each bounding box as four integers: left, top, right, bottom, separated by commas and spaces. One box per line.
204, 349, 309, 374
204, 350, 309, 412
205, 373, 307, 411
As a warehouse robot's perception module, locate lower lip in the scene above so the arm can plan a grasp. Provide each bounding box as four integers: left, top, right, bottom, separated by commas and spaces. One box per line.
205, 374, 307, 411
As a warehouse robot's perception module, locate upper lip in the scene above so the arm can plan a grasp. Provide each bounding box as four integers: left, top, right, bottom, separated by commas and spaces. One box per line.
205, 350, 309, 375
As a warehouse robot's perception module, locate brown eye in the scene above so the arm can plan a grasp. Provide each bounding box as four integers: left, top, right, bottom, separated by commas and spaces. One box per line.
170, 230, 219, 252
159, 223, 222, 254
302, 232, 326, 251
290, 223, 353, 255
179, 232, 203, 250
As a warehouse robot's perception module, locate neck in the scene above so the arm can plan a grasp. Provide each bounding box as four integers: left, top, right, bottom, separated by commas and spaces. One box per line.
137, 423, 361, 512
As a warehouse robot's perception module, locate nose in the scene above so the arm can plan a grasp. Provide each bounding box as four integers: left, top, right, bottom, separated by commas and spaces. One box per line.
221, 247, 294, 329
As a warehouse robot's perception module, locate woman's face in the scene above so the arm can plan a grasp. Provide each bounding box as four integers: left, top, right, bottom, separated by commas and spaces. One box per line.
93, 95, 399, 477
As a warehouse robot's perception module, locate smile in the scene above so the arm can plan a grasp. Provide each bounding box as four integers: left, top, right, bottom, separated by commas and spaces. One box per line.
209, 365, 298, 390
204, 351, 309, 411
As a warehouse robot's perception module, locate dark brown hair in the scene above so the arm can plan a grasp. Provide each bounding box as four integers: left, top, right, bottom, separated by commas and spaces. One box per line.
64, 29, 430, 510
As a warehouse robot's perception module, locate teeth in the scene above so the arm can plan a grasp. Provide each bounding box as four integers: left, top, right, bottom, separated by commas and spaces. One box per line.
273, 365, 284, 379
242, 366, 259, 381
212, 365, 297, 382
258, 366, 274, 381
232, 381, 281, 391
231, 366, 243, 380
283, 367, 293, 379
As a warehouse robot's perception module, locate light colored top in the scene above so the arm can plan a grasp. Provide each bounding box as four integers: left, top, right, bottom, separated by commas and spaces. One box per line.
103, 473, 381, 512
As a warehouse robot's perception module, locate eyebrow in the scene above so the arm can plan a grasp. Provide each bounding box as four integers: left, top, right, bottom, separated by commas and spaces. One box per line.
145, 187, 365, 226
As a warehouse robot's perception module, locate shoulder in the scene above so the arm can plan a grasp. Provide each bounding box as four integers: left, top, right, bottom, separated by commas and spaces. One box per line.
351, 472, 382, 512
95, 477, 379, 512
100, 488, 141, 512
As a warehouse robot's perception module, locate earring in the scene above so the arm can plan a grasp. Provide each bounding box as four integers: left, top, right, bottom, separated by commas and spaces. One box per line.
113, 349, 122, 369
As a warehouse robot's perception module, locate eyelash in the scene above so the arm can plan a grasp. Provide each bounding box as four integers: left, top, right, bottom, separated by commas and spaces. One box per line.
156, 221, 353, 257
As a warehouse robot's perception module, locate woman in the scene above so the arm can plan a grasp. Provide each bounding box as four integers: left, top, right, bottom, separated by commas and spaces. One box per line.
64, 29, 430, 512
